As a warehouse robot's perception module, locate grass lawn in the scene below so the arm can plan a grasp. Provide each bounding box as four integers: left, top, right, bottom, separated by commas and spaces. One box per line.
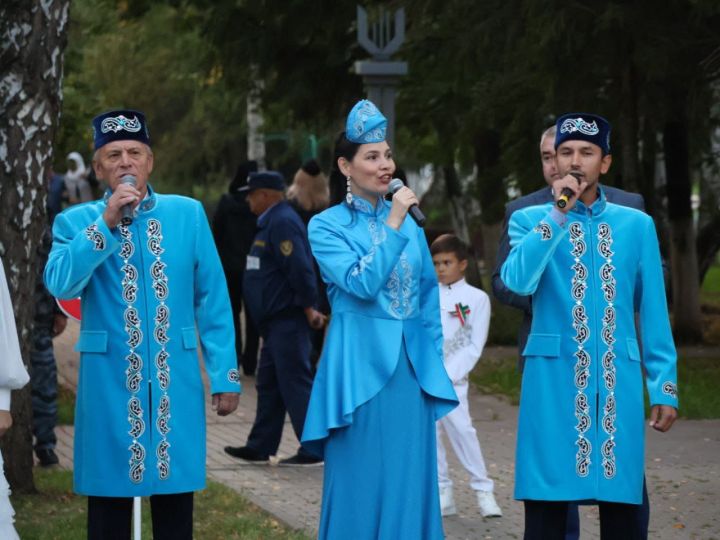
471, 354, 720, 419
11, 469, 312, 540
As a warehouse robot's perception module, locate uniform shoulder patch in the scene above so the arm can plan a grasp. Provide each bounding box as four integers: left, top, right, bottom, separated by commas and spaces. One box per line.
280, 240, 294, 256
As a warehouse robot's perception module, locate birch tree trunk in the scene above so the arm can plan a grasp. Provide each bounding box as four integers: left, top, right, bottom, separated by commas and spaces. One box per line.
0, 0, 70, 492
246, 66, 266, 170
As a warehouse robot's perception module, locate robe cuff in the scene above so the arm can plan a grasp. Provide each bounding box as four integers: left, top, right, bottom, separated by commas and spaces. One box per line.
0, 389, 10, 411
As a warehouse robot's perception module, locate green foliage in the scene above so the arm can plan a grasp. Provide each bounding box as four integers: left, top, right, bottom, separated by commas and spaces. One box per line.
652, 357, 720, 420
57, 385, 75, 426
487, 301, 523, 346
12, 469, 311, 540
57, 0, 249, 195
701, 264, 720, 296
470, 356, 522, 406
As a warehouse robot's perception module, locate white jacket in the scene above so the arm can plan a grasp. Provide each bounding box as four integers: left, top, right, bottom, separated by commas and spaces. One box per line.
438, 278, 490, 384
0, 258, 30, 410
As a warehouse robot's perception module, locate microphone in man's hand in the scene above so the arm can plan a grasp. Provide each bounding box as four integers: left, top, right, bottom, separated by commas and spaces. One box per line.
556, 172, 582, 209
388, 178, 426, 227
119, 175, 137, 226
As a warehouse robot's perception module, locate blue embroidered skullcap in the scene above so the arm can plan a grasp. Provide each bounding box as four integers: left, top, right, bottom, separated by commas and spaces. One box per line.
345, 99, 387, 144
92, 109, 151, 150
555, 113, 611, 155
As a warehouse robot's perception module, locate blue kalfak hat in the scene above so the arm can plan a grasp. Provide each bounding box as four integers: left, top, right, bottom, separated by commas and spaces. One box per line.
238, 171, 285, 192
346, 100, 387, 144
554, 113, 611, 155
92, 109, 151, 150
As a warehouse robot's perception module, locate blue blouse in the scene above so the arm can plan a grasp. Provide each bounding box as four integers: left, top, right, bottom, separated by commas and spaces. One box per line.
301, 198, 458, 456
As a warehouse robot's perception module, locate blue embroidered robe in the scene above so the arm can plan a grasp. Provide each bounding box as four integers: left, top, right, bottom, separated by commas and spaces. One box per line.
45, 188, 241, 496
501, 192, 678, 504
301, 198, 458, 456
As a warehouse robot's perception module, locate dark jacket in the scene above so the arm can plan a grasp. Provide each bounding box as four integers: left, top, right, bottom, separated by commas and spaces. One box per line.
212, 192, 257, 274
243, 201, 318, 329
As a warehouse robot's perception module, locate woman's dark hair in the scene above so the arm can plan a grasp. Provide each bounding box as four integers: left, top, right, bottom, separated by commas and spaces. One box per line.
430, 234, 469, 262
301, 158, 322, 176
329, 131, 362, 206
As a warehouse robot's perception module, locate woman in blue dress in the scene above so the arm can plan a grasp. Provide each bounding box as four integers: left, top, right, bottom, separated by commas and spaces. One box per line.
301, 100, 458, 539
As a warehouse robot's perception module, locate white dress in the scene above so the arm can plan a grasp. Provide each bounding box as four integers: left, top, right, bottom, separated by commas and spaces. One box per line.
0, 257, 31, 540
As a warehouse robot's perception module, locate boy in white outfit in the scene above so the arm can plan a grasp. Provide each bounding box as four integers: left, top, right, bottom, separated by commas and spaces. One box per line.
431, 234, 502, 518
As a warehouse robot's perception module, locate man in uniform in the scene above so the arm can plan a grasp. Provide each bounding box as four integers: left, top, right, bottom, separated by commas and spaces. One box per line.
31, 227, 67, 467
45, 109, 240, 540
500, 113, 677, 539
224, 171, 325, 466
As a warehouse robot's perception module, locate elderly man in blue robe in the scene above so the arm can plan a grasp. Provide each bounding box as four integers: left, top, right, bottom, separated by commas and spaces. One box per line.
501, 113, 678, 540
45, 109, 241, 540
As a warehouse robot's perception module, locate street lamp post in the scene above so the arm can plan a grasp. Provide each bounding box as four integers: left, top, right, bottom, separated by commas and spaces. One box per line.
354, 6, 408, 149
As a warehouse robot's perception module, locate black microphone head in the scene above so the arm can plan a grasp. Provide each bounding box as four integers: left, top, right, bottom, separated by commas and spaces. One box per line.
120, 174, 137, 187
568, 172, 582, 183
388, 178, 405, 194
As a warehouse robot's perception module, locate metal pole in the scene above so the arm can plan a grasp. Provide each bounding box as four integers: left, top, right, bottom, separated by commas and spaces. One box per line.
133, 496, 142, 540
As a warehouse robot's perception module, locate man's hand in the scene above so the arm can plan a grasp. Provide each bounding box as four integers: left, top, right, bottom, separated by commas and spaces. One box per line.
649, 404, 677, 432
552, 174, 588, 213
103, 182, 141, 228
0, 411, 12, 437
304, 307, 327, 330
53, 313, 68, 337
212, 392, 239, 416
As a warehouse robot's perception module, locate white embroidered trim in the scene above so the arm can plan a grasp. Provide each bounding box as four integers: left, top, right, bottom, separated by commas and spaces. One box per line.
147, 218, 172, 480
662, 381, 678, 398
119, 225, 145, 483
560, 117, 599, 136
569, 222, 591, 477
387, 250, 415, 319
443, 324, 473, 359
351, 218, 387, 277
597, 223, 617, 480
101, 114, 142, 134
534, 222, 552, 241
85, 224, 106, 251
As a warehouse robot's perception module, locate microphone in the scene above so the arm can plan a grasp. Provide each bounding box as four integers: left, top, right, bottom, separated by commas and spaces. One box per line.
388, 178, 426, 227
119, 174, 137, 226
556, 172, 582, 209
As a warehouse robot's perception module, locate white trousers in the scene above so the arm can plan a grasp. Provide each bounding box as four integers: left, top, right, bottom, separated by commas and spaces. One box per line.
436, 379, 494, 492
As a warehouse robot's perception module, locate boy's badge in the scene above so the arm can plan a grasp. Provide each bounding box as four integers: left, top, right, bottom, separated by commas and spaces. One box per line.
280, 240, 293, 257
451, 302, 471, 326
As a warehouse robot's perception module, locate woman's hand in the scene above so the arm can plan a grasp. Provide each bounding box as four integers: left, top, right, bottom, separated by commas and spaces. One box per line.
386, 186, 419, 230
0, 411, 12, 437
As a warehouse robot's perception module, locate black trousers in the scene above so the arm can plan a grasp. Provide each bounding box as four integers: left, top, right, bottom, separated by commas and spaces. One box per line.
246, 312, 315, 457
524, 500, 646, 540
87, 492, 193, 540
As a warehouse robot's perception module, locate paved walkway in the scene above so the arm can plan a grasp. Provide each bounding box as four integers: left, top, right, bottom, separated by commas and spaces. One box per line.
52, 320, 720, 539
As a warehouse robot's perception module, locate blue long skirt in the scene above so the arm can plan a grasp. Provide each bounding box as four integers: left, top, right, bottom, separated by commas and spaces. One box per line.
318, 344, 445, 540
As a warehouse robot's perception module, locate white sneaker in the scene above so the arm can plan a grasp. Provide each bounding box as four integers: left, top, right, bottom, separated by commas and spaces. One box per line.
439, 485, 457, 516
476, 490, 502, 517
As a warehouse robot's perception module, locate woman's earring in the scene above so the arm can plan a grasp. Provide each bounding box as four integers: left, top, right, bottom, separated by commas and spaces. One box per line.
345, 176, 353, 205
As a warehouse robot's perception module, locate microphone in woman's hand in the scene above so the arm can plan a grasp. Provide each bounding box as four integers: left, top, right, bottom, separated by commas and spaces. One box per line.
388, 178, 426, 227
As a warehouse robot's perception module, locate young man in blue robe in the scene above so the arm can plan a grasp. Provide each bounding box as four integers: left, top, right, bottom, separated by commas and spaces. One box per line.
501, 113, 678, 539
45, 109, 241, 540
